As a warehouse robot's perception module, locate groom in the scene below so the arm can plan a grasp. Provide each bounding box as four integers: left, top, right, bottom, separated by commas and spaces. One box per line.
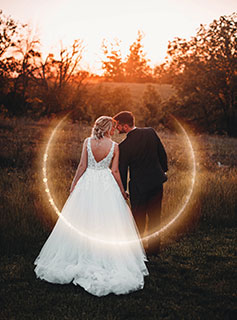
113, 111, 168, 255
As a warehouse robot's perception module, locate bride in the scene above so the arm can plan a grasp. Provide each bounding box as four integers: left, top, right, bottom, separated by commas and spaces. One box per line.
34, 116, 149, 296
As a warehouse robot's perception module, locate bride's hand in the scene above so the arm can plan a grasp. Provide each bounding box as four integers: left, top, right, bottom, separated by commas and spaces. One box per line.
122, 191, 129, 200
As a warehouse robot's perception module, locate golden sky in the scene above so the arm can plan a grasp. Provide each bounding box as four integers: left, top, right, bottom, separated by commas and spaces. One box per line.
1, 0, 236, 73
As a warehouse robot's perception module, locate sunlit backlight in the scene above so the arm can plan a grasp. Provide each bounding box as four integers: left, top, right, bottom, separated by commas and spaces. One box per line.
42, 114, 197, 246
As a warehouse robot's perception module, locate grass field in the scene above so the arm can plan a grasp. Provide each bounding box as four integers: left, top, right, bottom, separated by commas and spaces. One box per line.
0, 116, 236, 319
99, 82, 175, 101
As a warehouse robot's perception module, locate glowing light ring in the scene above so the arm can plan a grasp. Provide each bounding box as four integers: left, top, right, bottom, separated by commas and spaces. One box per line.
42, 115, 196, 246
143, 118, 196, 241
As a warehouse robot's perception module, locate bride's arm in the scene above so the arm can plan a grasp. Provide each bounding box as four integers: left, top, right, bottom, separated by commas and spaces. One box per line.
70, 138, 88, 193
111, 144, 129, 200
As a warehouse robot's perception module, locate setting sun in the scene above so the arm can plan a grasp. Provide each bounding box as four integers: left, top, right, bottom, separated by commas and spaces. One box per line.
1, 0, 236, 72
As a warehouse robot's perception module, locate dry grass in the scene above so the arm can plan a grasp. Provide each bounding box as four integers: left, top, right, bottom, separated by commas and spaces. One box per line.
1, 116, 236, 251
0, 116, 236, 319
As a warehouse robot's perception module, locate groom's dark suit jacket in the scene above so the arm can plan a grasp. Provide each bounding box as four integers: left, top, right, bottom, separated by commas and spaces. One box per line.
119, 127, 168, 196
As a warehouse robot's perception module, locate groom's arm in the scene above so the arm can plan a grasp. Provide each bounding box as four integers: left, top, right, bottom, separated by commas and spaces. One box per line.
157, 137, 168, 172
151, 129, 168, 172
118, 143, 129, 191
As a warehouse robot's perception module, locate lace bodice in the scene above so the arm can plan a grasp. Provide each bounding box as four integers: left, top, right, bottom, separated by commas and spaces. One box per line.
87, 137, 115, 170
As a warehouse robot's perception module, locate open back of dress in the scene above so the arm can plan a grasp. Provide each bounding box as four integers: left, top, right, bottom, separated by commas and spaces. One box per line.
34, 137, 149, 296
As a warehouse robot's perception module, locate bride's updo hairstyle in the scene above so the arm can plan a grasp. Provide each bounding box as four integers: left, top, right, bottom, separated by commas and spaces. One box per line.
91, 116, 114, 140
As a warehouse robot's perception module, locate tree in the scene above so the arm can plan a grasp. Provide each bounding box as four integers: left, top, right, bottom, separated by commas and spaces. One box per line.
166, 13, 237, 136
140, 85, 162, 127
85, 84, 132, 120
101, 39, 125, 81
153, 62, 172, 84
125, 31, 152, 83
0, 11, 40, 116
34, 39, 86, 115
6, 27, 42, 115
0, 10, 20, 94
0, 10, 19, 63
0, 11, 88, 119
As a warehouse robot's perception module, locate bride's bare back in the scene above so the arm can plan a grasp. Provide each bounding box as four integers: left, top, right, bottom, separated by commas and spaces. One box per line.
90, 137, 113, 163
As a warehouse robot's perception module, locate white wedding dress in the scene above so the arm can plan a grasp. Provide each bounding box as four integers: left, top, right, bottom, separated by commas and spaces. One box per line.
34, 138, 149, 296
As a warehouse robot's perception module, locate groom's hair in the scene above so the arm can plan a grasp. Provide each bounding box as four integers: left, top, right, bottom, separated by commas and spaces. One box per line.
113, 111, 135, 127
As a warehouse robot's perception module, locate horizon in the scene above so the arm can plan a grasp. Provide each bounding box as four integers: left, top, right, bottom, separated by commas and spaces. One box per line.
1, 0, 236, 74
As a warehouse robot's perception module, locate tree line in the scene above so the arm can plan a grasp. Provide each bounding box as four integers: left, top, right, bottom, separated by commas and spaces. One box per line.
101, 13, 237, 136
0, 10, 236, 136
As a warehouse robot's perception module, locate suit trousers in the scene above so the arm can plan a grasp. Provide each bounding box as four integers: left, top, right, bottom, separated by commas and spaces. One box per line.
130, 185, 163, 253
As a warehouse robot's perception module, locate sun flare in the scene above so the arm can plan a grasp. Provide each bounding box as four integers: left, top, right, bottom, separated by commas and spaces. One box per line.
41, 114, 197, 246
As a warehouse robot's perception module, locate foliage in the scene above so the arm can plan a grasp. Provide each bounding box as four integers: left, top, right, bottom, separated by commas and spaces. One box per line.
153, 62, 173, 84
166, 13, 237, 136
101, 31, 152, 83
32, 39, 87, 116
101, 39, 125, 82
0, 10, 22, 106
140, 85, 163, 127
124, 31, 152, 82
0, 9, 236, 138
84, 84, 133, 120
4, 28, 42, 116
0, 10, 19, 73
0, 10, 88, 119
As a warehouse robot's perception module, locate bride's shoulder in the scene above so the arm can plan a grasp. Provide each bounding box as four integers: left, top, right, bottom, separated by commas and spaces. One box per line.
111, 140, 118, 146
82, 137, 90, 146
